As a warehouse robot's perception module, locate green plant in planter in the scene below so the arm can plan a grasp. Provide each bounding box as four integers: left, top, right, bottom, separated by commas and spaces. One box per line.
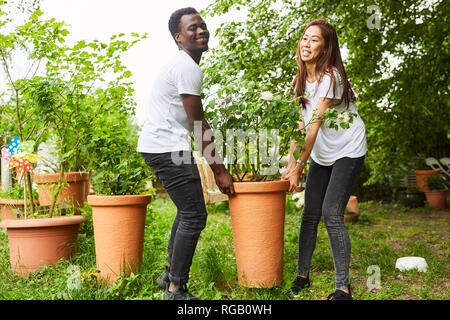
1, 1, 147, 216
25, 22, 147, 215
404, 186, 422, 193
85, 114, 153, 285
88, 116, 152, 196
426, 174, 448, 191
0, 2, 66, 216
0, 182, 38, 200
202, 79, 354, 182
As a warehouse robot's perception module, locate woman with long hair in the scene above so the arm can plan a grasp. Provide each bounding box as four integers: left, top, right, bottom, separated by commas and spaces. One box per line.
281, 19, 367, 300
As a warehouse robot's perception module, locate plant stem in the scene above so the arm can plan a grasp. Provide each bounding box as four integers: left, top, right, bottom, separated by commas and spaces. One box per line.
48, 167, 64, 218
23, 173, 27, 219
26, 172, 35, 215
48, 133, 66, 218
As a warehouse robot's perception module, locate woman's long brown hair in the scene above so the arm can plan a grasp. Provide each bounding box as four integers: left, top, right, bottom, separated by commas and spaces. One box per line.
292, 19, 355, 109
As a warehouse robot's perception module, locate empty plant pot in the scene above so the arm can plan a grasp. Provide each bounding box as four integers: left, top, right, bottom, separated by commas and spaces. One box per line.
228, 180, 289, 288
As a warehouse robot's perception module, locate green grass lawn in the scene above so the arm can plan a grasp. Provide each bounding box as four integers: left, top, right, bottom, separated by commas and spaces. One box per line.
0, 196, 449, 300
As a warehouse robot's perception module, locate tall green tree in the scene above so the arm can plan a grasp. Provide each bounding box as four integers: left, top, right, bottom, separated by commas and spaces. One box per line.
0, 0, 150, 215
202, 0, 449, 187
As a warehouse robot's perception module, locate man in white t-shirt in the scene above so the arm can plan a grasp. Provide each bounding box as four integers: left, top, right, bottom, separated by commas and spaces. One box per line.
137, 7, 234, 300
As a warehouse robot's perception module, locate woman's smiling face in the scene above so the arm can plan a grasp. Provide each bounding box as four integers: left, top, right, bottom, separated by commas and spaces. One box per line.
299, 25, 325, 64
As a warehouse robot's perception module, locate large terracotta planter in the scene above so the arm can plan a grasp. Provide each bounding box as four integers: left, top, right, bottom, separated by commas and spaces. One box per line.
34, 172, 90, 214
414, 170, 440, 192
87, 194, 152, 285
425, 190, 447, 209
0, 216, 85, 275
228, 180, 289, 288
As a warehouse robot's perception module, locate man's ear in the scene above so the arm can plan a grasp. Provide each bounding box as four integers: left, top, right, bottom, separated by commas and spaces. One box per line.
174, 33, 181, 45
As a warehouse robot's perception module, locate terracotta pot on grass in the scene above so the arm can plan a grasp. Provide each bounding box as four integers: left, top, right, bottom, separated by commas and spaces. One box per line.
425, 190, 447, 209
0, 216, 85, 275
414, 170, 440, 192
344, 195, 360, 222
34, 172, 90, 214
228, 180, 289, 288
87, 194, 151, 285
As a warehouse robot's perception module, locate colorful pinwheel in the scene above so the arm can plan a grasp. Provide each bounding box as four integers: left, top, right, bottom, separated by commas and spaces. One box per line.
1, 136, 41, 180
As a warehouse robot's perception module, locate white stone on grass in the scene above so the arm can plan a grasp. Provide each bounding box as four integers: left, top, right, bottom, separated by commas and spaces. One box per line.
395, 257, 428, 272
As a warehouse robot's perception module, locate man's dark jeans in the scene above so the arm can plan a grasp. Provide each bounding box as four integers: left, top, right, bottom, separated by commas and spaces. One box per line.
298, 156, 365, 291
141, 151, 207, 286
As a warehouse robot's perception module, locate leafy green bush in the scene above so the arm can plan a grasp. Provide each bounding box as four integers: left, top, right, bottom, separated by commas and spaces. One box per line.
426, 174, 447, 191
0, 183, 38, 200
202, 0, 450, 188
88, 120, 152, 196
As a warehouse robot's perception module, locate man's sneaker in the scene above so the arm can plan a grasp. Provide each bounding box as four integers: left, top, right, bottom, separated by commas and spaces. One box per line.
163, 284, 199, 300
327, 286, 353, 300
156, 266, 170, 290
291, 276, 311, 294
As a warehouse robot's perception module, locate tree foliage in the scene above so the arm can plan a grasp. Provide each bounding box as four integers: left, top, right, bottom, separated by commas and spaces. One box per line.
202, 0, 449, 186
0, 0, 152, 214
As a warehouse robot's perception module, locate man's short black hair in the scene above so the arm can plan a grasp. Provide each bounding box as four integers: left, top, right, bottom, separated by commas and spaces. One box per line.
168, 7, 199, 42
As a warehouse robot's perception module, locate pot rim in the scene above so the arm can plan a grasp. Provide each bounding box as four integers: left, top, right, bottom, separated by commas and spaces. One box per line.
425, 189, 447, 194
414, 169, 440, 174
231, 180, 290, 194
399, 191, 425, 195
0, 198, 25, 205
0, 215, 85, 229
34, 171, 90, 184
0, 198, 40, 205
87, 194, 152, 207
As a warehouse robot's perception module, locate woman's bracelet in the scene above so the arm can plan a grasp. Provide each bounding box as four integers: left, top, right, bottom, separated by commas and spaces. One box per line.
296, 158, 307, 168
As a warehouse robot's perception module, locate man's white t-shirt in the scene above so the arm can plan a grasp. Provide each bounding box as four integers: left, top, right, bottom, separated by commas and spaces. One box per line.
137, 50, 202, 153
302, 69, 367, 166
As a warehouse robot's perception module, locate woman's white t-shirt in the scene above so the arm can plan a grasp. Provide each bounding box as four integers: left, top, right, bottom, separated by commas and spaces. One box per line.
137, 50, 202, 153
302, 70, 367, 166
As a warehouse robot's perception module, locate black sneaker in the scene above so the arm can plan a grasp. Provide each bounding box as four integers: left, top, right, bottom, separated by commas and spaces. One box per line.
163, 283, 199, 300
156, 266, 170, 290
327, 286, 353, 300
291, 276, 311, 294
